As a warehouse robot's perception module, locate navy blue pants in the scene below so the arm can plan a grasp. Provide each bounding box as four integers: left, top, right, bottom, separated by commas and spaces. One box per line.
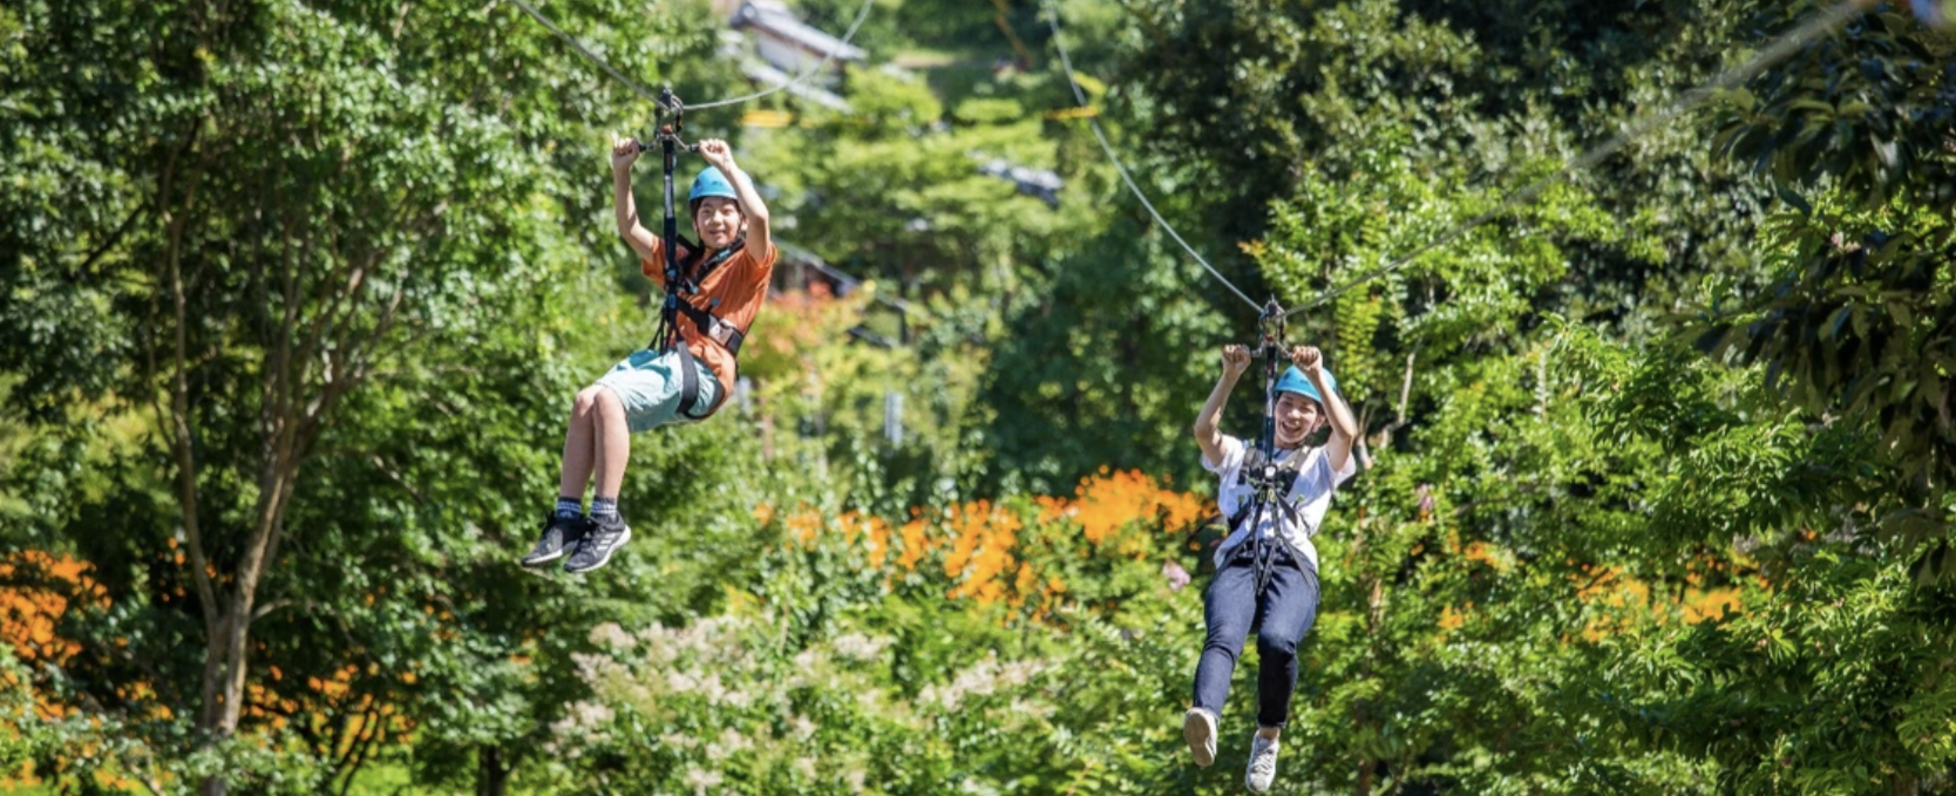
1191, 542, 1321, 729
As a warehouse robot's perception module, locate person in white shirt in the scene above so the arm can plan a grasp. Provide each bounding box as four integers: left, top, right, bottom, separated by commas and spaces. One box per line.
1183, 342, 1359, 793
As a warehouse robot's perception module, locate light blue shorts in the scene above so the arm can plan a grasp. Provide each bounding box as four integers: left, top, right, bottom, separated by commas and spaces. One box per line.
592, 348, 721, 433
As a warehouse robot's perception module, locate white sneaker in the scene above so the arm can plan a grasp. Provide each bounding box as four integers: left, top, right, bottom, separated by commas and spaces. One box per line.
1182, 708, 1217, 767
1245, 732, 1280, 793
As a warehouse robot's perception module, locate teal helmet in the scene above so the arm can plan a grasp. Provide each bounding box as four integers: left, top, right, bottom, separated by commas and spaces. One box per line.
1273, 366, 1337, 406
689, 167, 739, 207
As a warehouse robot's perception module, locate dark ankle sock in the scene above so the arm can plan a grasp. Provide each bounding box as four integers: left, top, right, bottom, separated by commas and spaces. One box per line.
555, 497, 583, 517
591, 496, 619, 520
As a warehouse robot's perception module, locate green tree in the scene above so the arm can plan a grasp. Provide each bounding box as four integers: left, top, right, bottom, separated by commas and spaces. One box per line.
1700, 2, 1956, 571
0, 0, 737, 790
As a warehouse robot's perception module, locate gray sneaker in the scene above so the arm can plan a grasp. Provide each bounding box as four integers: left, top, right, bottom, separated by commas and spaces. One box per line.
563, 514, 631, 574
521, 512, 589, 567
1183, 708, 1217, 767
1245, 732, 1280, 793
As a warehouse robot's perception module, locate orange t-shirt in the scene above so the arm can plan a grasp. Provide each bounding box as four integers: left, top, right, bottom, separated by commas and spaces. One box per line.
641, 238, 777, 401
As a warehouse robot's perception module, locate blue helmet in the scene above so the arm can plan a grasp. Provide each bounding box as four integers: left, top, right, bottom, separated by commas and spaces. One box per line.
689, 167, 739, 206
1273, 366, 1337, 406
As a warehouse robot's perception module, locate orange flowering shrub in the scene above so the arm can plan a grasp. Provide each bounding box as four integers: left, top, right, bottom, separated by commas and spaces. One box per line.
0, 554, 116, 788
0, 552, 106, 722
782, 469, 1206, 611
0, 551, 101, 670
938, 501, 1022, 604
776, 505, 893, 569
0, 545, 416, 761
1038, 467, 1207, 550
1423, 533, 1748, 642
1570, 562, 1747, 638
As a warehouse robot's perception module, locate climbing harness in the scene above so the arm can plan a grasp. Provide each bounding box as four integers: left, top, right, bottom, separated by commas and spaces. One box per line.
642, 89, 747, 420
1224, 299, 1317, 595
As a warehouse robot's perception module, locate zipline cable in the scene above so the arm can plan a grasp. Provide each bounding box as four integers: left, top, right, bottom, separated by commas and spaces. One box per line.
506, 0, 664, 106
1041, 0, 1263, 313
1040, 0, 1867, 321
522, 0, 1864, 324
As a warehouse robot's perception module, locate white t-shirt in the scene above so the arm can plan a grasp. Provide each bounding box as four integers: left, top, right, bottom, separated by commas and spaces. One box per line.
1203, 434, 1357, 572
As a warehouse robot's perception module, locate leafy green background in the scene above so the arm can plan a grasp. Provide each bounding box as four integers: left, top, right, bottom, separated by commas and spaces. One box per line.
2, 0, 1954, 792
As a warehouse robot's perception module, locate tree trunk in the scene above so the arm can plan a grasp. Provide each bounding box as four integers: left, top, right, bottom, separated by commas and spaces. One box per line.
172, 58, 420, 796
195, 609, 232, 793
160, 125, 242, 796
196, 608, 238, 796
478, 746, 509, 796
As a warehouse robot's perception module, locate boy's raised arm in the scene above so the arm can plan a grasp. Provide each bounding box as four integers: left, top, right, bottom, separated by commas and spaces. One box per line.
696, 139, 770, 258
611, 136, 662, 273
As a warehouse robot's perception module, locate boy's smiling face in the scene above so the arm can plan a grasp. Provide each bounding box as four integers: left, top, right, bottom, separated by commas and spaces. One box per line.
1274, 391, 1324, 449
693, 196, 745, 250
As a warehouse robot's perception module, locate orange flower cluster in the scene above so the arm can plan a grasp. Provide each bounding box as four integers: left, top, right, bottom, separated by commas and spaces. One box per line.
780, 470, 1204, 610
1572, 563, 1746, 634
1038, 468, 1207, 551
784, 506, 821, 544
849, 513, 893, 569
242, 659, 415, 760
0, 552, 106, 791
1428, 537, 1748, 641
780, 506, 893, 569
0, 551, 102, 672
936, 501, 1023, 604
296, 663, 409, 759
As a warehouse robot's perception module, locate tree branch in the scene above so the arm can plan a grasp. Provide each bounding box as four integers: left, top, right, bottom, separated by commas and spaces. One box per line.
66, 200, 149, 284
251, 599, 295, 622
159, 118, 221, 637
335, 704, 386, 796
370, 453, 428, 506
1364, 351, 1419, 462
287, 192, 410, 393
297, 190, 418, 379
298, 202, 446, 455
1395, 351, 1415, 429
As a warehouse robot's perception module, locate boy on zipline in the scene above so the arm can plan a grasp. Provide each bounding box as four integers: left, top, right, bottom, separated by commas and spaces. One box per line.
1184, 342, 1359, 792
521, 135, 775, 574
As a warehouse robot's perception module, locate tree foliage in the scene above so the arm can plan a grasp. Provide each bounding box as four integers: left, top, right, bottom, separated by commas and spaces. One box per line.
4, 0, 1955, 791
